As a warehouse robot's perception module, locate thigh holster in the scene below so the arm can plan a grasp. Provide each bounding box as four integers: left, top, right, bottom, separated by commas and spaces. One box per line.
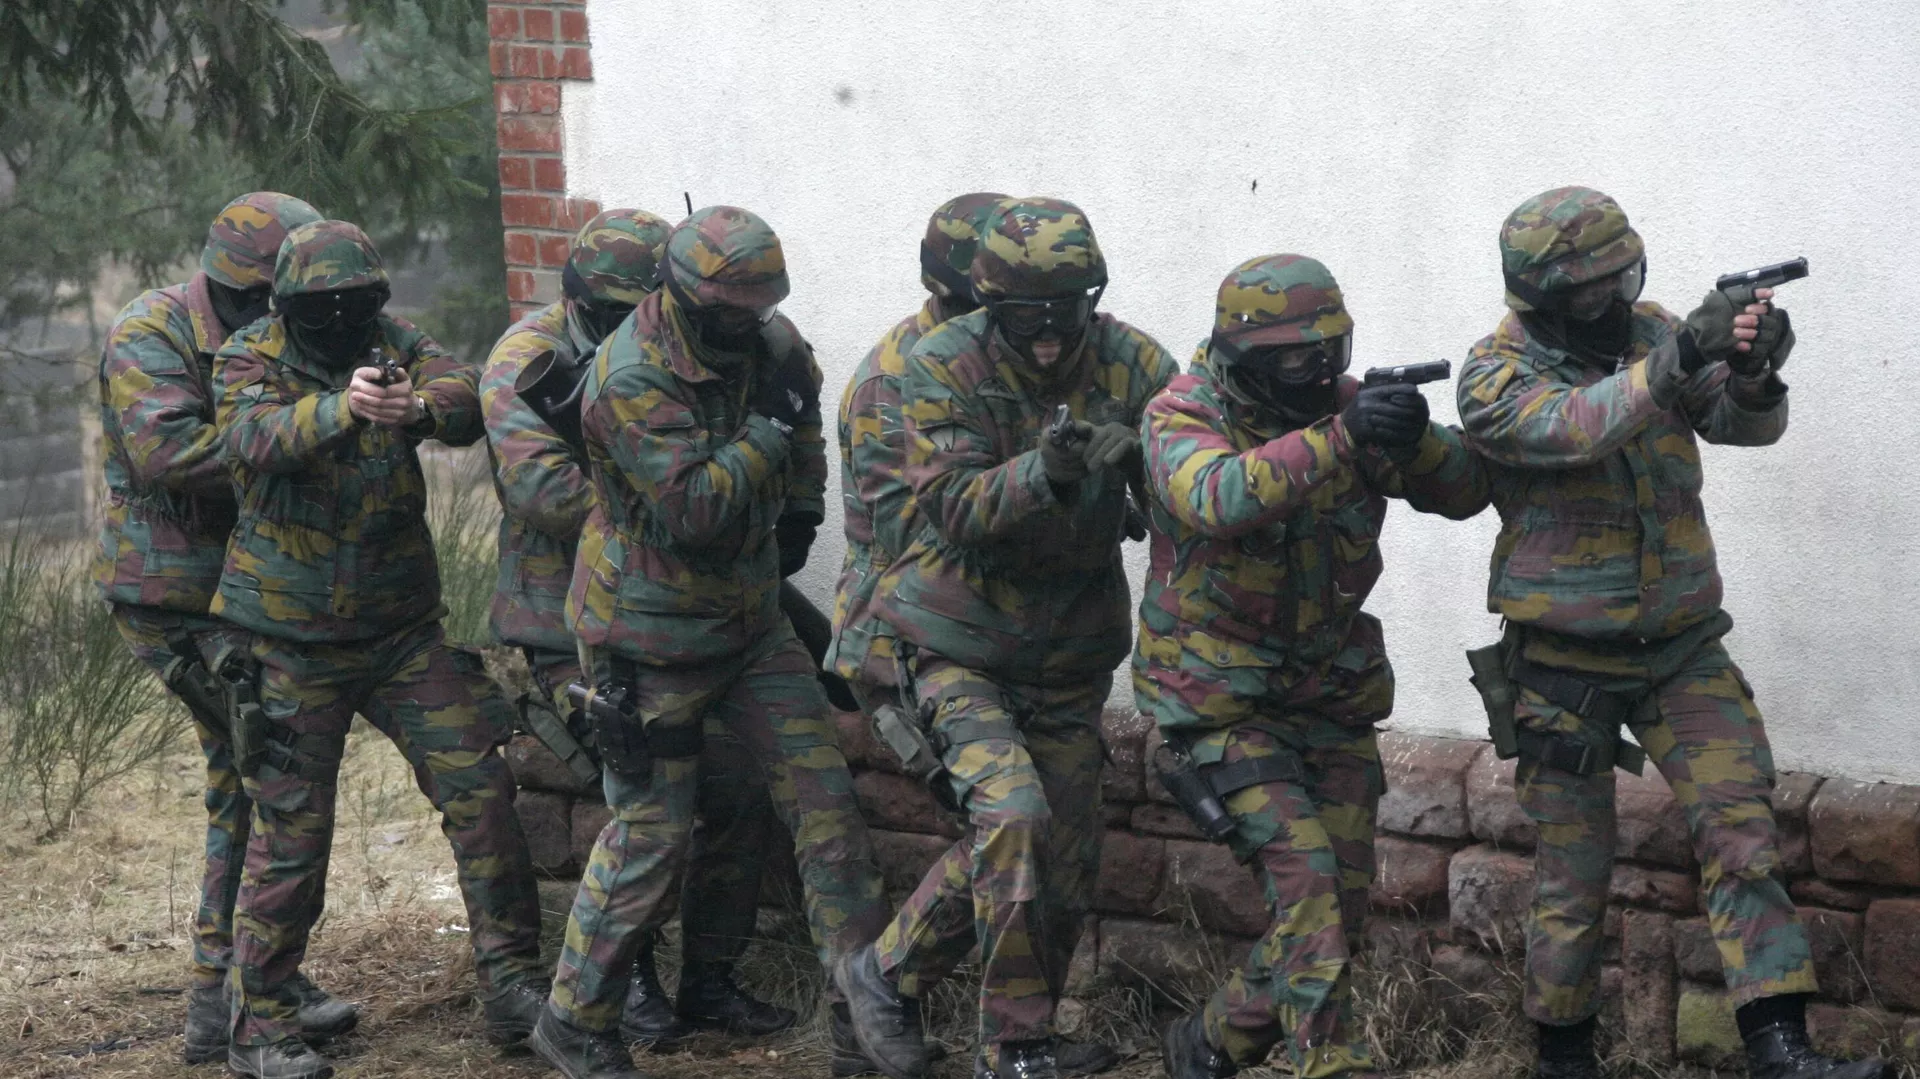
1154, 728, 1308, 844
1507, 656, 1648, 776
871, 645, 1021, 814
565, 656, 703, 780
159, 626, 231, 733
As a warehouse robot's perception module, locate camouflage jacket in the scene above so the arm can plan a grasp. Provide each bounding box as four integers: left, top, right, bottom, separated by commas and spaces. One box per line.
566, 290, 826, 667
92, 274, 241, 614
1134, 352, 1489, 731
873, 311, 1176, 684
211, 317, 483, 642
481, 302, 592, 652
1458, 304, 1787, 645
827, 295, 943, 685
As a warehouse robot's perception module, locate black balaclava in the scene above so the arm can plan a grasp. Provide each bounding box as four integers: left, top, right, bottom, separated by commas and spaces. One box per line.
207, 280, 272, 336
281, 286, 389, 372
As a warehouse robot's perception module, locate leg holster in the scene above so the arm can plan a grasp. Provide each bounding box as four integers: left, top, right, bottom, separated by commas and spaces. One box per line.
1507, 657, 1649, 777
872, 644, 1021, 815
516, 691, 602, 788
569, 656, 703, 780
159, 626, 231, 734
1155, 725, 1308, 844
213, 641, 269, 782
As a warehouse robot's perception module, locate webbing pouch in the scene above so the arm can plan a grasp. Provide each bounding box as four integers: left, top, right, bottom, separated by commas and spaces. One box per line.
1466, 631, 1521, 759
214, 642, 269, 782
517, 691, 601, 787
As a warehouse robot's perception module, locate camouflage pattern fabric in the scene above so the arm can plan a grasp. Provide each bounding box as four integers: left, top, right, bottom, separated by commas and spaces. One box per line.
112, 606, 252, 989
229, 622, 543, 1046
482, 302, 593, 653
524, 649, 776, 973
571, 209, 672, 306
548, 627, 886, 1031
566, 289, 825, 666
201, 192, 322, 290
1211, 254, 1354, 349
93, 275, 240, 614
871, 310, 1177, 684
1188, 722, 1382, 1077
1135, 349, 1488, 733
969, 197, 1106, 298
1498, 186, 1646, 312
272, 219, 390, 297
920, 191, 1009, 296
1457, 305, 1787, 643
870, 657, 1106, 1047
1511, 626, 1817, 1021
663, 205, 791, 310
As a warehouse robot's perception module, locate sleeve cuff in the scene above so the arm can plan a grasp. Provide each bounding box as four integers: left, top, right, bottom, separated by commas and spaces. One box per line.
1016, 448, 1063, 510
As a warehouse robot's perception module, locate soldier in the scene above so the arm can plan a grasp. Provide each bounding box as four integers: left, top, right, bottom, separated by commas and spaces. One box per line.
1138, 256, 1488, 1079
529, 205, 887, 1079
213, 220, 549, 1079
92, 191, 358, 1064
1458, 187, 1886, 1079
839, 197, 1177, 1079
480, 208, 792, 1047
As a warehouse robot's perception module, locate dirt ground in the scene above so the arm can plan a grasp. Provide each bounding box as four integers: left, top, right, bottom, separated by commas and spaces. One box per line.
0, 723, 1828, 1079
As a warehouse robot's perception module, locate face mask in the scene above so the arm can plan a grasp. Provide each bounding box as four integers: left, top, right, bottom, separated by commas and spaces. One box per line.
1217, 336, 1351, 424
1563, 298, 1635, 359
279, 287, 389, 371
207, 280, 272, 335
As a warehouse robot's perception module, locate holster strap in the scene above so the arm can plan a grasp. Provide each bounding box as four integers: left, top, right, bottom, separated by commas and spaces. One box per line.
1510, 657, 1641, 727
265, 732, 339, 783
937, 715, 1022, 750
1203, 749, 1307, 798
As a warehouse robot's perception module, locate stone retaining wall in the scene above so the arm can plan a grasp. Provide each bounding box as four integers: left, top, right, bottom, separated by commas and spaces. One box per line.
506, 708, 1920, 1067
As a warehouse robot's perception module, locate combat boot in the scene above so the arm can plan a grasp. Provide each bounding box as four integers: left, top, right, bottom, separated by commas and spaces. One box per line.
1160, 1011, 1238, 1079
1053, 1038, 1121, 1076
1744, 1022, 1890, 1079
1533, 1017, 1599, 1079
674, 961, 797, 1037
619, 944, 681, 1047
288, 972, 358, 1039
481, 977, 551, 1045
182, 985, 229, 1064
832, 1003, 880, 1078
978, 1039, 1059, 1079
834, 943, 929, 1079
228, 1037, 335, 1079
528, 1008, 647, 1079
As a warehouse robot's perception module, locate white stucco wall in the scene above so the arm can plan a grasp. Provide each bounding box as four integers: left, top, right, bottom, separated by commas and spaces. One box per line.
557, 0, 1920, 784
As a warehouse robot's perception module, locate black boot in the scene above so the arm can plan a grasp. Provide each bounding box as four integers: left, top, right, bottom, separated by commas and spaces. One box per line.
481, 978, 551, 1045
1740, 995, 1890, 1079
675, 961, 797, 1037
1160, 1011, 1237, 1079
528, 1008, 646, 1079
978, 1039, 1060, 1079
619, 939, 681, 1047
182, 985, 229, 1064
833, 1002, 881, 1078
1053, 1038, 1120, 1076
287, 972, 358, 1040
1534, 1017, 1599, 1079
228, 1038, 335, 1079
833, 944, 929, 1079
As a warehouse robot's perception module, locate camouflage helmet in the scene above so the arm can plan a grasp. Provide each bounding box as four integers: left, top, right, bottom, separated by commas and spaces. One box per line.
662, 205, 790, 310
970, 197, 1108, 300
567, 208, 672, 305
1499, 186, 1646, 312
273, 220, 390, 300
1210, 254, 1353, 353
920, 192, 1008, 298
201, 192, 323, 290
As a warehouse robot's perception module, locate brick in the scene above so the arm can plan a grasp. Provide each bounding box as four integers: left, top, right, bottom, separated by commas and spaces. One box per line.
1370, 835, 1454, 917
1675, 982, 1742, 1070
833, 709, 894, 773
1614, 768, 1694, 869
533, 156, 567, 193
524, 268, 561, 305
521, 7, 555, 40
514, 789, 574, 875
1094, 831, 1164, 916
1796, 906, 1869, 1004
489, 42, 508, 77
1465, 749, 1535, 849
854, 770, 960, 837
510, 43, 543, 78
1788, 877, 1885, 911
1864, 898, 1920, 1010
869, 829, 953, 897
1448, 844, 1533, 953
503, 228, 537, 268
559, 9, 588, 41
501, 192, 558, 228
1364, 917, 1439, 973
487, 4, 519, 40
1609, 863, 1697, 914
527, 81, 562, 114
1129, 803, 1201, 840
537, 233, 570, 267
1160, 839, 1266, 936
556, 197, 602, 231
569, 801, 612, 867
1774, 771, 1823, 877
1142, 728, 1174, 805
498, 114, 561, 154
503, 733, 593, 794
1806, 1001, 1903, 1062
1620, 910, 1677, 1065
561, 46, 592, 79
1096, 917, 1248, 991
507, 269, 537, 302
1808, 779, 1920, 886
1377, 733, 1481, 839
1099, 707, 1151, 804
1099, 803, 1130, 829
1673, 916, 1722, 984
498, 155, 533, 191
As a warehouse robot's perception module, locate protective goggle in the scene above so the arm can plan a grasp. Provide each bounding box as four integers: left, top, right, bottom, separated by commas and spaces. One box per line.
573, 297, 637, 340
280, 287, 388, 331
1562, 258, 1646, 318
661, 268, 778, 338
988, 286, 1103, 338
1218, 334, 1352, 383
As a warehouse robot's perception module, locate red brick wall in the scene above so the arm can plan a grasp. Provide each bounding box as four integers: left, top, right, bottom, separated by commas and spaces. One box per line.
489, 0, 600, 320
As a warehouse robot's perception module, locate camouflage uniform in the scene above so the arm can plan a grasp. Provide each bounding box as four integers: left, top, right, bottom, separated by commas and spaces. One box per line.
1135, 256, 1489, 1077
1457, 188, 1816, 1026
549, 206, 885, 1034
92, 191, 321, 991
869, 199, 1178, 1049
480, 209, 774, 982
213, 220, 544, 1047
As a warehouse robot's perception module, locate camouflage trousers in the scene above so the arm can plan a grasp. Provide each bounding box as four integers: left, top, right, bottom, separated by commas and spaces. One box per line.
1515, 632, 1817, 1023
1184, 718, 1382, 1077
113, 604, 252, 990
549, 624, 886, 1032
871, 657, 1106, 1047
526, 647, 775, 972
230, 620, 544, 1046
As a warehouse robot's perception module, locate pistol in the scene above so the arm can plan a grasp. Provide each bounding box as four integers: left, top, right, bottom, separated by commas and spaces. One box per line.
1361, 360, 1451, 388
1047, 403, 1086, 448
371, 348, 406, 386
1716, 257, 1808, 296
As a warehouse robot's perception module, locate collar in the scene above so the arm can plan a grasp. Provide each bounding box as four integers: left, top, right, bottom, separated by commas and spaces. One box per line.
650, 290, 727, 384
914, 294, 944, 335
184, 272, 225, 357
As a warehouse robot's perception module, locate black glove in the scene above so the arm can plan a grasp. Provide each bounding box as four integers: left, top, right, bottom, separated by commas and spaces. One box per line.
1682, 289, 1743, 374
1041, 424, 1090, 486
775, 512, 820, 579
754, 348, 818, 431
1731, 306, 1794, 377
1080, 422, 1141, 473
1341, 385, 1429, 449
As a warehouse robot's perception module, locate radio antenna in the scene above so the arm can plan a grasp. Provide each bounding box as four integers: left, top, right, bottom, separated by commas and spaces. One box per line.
683, 191, 693, 217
